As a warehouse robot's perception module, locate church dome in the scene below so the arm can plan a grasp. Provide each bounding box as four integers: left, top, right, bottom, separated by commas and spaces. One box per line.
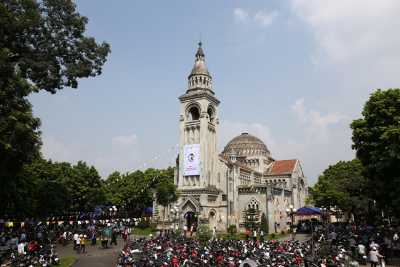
222, 133, 270, 157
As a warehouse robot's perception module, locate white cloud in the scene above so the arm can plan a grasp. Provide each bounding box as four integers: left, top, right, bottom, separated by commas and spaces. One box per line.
41, 135, 75, 162
291, 0, 400, 66
234, 8, 249, 21
219, 120, 276, 152
286, 0, 400, 183
234, 8, 278, 27
111, 133, 138, 147
291, 98, 348, 143
254, 10, 279, 27
218, 103, 353, 184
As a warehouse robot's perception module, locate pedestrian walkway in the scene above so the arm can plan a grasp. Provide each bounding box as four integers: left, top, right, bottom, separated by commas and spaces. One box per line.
278, 233, 311, 242
57, 238, 124, 267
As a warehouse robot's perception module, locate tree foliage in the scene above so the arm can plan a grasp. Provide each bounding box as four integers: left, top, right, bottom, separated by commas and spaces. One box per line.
351, 88, 400, 217
0, 0, 110, 94
260, 212, 268, 234
5, 158, 106, 218
310, 159, 371, 223
156, 180, 178, 208
0, 0, 110, 214
104, 167, 176, 217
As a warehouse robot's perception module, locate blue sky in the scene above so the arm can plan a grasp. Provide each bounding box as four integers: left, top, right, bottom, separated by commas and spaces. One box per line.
30, 0, 400, 184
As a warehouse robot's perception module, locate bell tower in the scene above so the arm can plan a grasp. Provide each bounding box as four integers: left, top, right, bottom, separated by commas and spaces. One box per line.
177, 43, 220, 189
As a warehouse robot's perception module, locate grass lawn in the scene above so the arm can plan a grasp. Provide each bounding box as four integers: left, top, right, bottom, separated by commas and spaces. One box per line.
59, 256, 77, 267
132, 227, 157, 236
268, 232, 288, 240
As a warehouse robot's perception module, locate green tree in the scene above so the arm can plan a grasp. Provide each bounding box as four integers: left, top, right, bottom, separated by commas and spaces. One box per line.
9, 158, 106, 217
63, 161, 105, 212
260, 212, 268, 234
351, 88, 400, 218
104, 167, 176, 217
0, 0, 110, 215
243, 208, 260, 231
310, 159, 370, 223
156, 180, 178, 224
197, 224, 212, 244
0, 94, 42, 215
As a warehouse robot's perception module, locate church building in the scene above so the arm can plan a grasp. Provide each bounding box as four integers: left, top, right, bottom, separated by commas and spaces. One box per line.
154, 43, 308, 233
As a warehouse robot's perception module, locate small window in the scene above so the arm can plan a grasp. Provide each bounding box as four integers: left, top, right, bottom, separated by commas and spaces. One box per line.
188, 106, 200, 121
209, 210, 215, 218
207, 106, 214, 123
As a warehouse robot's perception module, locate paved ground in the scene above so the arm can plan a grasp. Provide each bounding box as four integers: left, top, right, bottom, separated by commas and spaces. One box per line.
279, 233, 311, 242
55, 235, 399, 267
57, 239, 124, 267
56, 234, 311, 267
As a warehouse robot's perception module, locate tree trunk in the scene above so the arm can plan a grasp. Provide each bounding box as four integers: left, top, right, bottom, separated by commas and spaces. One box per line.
163, 205, 166, 229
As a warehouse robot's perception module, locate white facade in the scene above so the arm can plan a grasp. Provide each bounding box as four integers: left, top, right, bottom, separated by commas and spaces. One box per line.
154, 43, 308, 233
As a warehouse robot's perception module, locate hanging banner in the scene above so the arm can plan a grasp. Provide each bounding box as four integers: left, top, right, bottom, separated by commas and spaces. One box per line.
183, 144, 200, 176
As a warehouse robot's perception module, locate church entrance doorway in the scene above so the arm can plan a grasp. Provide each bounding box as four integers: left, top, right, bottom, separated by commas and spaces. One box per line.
184, 211, 198, 233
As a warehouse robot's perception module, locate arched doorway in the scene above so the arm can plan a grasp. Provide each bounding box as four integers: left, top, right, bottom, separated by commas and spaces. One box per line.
184, 211, 198, 232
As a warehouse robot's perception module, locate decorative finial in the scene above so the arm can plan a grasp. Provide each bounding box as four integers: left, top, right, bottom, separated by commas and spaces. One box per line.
198, 41, 202, 47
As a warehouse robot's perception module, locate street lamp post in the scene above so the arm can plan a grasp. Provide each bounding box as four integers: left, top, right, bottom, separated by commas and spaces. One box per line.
321, 207, 330, 238
286, 204, 297, 240
170, 206, 179, 233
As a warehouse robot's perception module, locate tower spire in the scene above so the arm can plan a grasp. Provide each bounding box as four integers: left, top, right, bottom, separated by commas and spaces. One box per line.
188, 42, 213, 92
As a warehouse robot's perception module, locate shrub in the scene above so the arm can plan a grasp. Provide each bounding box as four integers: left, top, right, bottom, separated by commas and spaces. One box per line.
173, 229, 182, 238
197, 224, 212, 244
269, 233, 276, 240
137, 218, 150, 229
227, 224, 237, 235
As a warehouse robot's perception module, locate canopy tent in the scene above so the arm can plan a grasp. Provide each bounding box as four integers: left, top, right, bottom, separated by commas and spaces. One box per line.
295, 206, 321, 216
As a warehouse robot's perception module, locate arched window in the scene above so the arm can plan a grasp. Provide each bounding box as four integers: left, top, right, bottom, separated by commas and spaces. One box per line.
247, 199, 260, 210
187, 106, 200, 121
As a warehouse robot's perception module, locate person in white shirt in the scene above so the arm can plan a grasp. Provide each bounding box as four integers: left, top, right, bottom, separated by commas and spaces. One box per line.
212, 227, 217, 240
17, 242, 25, 255
260, 230, 265, 241
369, 240, 379, 250
75, 235, 81, 253
369, 247, 383, 267
73, 233, 79, 250
358, 243, 366, 264
183, 225, 188, 237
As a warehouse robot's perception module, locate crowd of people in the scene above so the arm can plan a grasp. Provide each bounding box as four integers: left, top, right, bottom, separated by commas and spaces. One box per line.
2, 216, 399, 267
62, 220, 131, 253
115, 222, 400, 267
0, 216, 140, 266
310, 223, 400, 267
117, 236, 309, 267
0, 220, 60, 266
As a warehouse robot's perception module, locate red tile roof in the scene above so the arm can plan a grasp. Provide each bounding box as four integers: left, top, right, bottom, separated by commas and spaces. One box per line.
268, 159, 297, 175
